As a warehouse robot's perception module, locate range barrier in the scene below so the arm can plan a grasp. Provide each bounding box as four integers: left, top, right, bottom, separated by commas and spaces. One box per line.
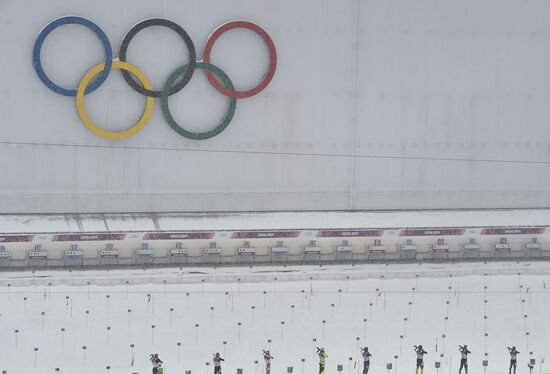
0, 226, 549, 269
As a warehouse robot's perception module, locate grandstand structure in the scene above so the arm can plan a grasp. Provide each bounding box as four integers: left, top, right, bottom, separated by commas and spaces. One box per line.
1, 209, 549, 269
3, 0, 550, 214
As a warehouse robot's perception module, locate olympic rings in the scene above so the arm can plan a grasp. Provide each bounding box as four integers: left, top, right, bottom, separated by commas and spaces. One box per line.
161, 62, 237, 140
203, 21, 277, 99
118, 18, 197, 98
33, 16, 112, 97
76, 61, 155, 140
33, 16, 277, 140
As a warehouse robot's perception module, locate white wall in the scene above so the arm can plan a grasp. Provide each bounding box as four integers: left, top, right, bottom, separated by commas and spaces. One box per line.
1, 0, 550, 213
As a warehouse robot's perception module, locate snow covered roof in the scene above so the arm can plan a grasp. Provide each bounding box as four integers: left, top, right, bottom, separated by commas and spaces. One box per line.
0, 209, 549, 234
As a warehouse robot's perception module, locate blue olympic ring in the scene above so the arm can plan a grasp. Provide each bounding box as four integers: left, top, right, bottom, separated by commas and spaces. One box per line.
32, 16, 113, 97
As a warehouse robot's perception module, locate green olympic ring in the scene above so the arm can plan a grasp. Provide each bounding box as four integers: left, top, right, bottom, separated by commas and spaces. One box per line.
161, 62, 237, 141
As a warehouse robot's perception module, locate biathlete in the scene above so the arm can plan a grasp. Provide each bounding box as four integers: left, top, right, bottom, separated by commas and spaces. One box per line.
459, 345, 471, 374
150, 353, 163, 374
263, 350, 274, 374
508, 346, 520, 374
213, 352, 225, 374
317, 347, 328, 374
414, 345, 428, 374
361, 347, 372, 374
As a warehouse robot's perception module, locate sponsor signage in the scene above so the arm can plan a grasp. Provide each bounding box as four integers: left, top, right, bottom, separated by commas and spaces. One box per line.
480, 227, 545, 235
52, 233, 127, 241
143, 232, 215, 240
317, 230, 384, 237
231, 231, 301, 239
400, 228, 465, 236
0, 235, 34, 242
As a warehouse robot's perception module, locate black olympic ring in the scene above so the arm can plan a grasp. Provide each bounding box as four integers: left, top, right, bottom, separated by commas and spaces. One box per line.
118, 18, 197, 98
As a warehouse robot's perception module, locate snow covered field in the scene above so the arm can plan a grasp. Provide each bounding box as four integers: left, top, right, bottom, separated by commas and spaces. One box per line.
0, 262, 549, 374
2, 209, 550, 233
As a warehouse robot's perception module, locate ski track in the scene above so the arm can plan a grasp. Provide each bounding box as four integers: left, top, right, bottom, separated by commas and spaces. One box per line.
0, 262, 549, 374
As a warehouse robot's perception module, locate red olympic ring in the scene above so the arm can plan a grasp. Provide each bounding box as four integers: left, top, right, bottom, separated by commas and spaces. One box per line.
203, 21, 277, 99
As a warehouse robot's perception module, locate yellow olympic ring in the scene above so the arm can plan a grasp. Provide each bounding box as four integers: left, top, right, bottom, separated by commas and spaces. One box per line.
76, 61, 154, 140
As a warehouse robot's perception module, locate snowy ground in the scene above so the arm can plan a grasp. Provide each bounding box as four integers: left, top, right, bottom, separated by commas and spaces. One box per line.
2, 209, 550, 233
0, 262, 549, 374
